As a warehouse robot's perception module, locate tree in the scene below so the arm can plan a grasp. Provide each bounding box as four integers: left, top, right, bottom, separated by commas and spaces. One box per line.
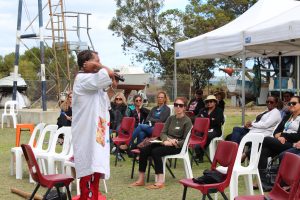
109, 0, 185, 76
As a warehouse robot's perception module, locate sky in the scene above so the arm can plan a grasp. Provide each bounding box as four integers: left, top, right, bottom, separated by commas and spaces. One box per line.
0, 0, 189, 70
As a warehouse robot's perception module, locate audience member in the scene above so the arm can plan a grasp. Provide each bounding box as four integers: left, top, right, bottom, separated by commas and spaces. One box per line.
121, 91, 170, 150
56, 91, 73, 144
187, 89, 205, 116
226, 96, 281, 144
194, 95, 224, 162
214, 91, 225, 111
258, 96, 300, 173
110, 92, 127, 132
126, 94, 149, 127
130, 97, 192, 189
280, 91, 293, 118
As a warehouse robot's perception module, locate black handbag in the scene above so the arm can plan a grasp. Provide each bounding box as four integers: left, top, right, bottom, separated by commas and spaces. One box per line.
192, 169, 225, 184
260, 156, 280, 192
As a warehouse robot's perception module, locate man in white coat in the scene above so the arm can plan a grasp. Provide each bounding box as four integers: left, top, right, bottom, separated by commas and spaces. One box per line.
72, 50, 116, 199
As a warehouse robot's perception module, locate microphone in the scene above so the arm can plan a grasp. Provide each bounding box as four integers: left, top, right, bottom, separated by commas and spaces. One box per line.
114, 73, 125, 82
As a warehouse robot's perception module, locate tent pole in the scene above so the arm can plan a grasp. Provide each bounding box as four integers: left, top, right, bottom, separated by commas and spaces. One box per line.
297, 56, 299, 96
279, 52, 282, 98
174, 46, 177, 100
241, 48, 246, 125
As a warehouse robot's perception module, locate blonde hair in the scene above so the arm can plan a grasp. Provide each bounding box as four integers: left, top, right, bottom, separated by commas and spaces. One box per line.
60, 91, 72, 111
111, 92, 127, 105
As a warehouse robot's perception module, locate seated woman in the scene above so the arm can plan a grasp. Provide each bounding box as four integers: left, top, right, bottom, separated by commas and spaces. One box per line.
226, 95, 281, 144
126, 94, 149, 127
258, 96, 300, 173
56, 91, 72, 144
123, 91, 170, 149
130, 97, 192, 189
109, 92, 127, 133
194, 95, 224, 162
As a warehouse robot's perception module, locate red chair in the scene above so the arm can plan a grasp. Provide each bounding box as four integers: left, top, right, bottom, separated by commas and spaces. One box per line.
21, 144, 73, 200
189, 117, 210, 165
112, 117, 136, 166
130, 122, 164, 181
179, 141, 238, 200
235, 152, 300, 200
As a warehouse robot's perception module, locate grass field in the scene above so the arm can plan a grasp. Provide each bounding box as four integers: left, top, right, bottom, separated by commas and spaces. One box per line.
0, 107, 264, 200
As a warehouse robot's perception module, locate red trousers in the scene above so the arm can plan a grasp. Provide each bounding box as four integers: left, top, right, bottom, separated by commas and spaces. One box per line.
79, 173, 101, 200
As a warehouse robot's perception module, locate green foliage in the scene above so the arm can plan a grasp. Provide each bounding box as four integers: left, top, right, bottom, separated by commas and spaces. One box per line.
109, 0, 257, 90
109, 0, 185, 76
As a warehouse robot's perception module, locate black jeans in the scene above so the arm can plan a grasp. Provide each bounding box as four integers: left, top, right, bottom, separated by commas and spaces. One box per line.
258, 136, 292, 169
139, 143, 181, 174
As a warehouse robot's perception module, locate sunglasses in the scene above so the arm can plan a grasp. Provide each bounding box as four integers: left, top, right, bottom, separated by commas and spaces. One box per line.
135, 99, 142, 102
266, 100, 275, 104
174, 103, 185, 108
288, 102, 298, 106
205, 100, 215, 104
115, 98, 122, 101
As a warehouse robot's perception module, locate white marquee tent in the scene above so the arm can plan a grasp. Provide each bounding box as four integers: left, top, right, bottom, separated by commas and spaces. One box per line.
174, 0, 300, 123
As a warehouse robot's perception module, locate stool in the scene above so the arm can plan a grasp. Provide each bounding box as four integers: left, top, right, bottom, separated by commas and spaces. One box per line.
16, 124, 34, 147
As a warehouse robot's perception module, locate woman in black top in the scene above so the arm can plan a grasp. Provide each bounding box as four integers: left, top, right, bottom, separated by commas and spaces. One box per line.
259, 96, 300, 170
195, 95, 224, 161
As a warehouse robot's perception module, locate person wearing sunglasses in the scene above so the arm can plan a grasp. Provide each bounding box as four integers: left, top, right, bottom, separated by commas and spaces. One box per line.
122, 91, 171, 150
126, 94, 150, 128
130, 97, 192, 189
259, 96, 300, 178
194, 95, 224, 162
226, 96, 281, 144
109, 92, 127, 134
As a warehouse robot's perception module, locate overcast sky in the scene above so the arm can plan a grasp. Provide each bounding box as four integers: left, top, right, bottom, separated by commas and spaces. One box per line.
0, 0, 188, 69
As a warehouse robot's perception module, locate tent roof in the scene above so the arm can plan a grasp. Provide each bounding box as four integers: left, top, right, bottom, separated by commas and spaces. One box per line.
175, 0, 300, 59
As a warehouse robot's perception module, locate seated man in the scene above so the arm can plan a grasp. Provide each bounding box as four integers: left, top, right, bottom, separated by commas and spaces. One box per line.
226, 96, 281, 144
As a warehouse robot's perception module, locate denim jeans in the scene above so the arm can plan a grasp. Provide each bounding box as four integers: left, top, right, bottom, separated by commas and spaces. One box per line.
131, 124, 154, 145
230, 127, 250, 144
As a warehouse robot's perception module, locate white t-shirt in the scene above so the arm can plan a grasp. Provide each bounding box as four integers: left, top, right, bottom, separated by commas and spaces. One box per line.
72, 69, 112, 179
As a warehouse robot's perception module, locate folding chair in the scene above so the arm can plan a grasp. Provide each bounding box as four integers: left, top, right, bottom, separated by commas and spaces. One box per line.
235, 152, 300, 200
189, 117, 211, 165
179, 141, 238, 200
112, 117, 135, 166
130, 122, 164, 181
21, 144, 73, 200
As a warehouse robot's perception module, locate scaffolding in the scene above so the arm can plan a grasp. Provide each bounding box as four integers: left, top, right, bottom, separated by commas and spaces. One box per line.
13, 0, 94, 110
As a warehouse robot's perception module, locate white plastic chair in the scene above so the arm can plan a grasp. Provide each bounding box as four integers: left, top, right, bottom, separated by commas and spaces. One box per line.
162, 128, 193, 181
209, 115, 226, 160
10, 123, 46, 179
2, 100, 18, 128
63, 160, 108, 194
216, 132, 265, 200
35, 126, 72, 175
31, 124, 58, 176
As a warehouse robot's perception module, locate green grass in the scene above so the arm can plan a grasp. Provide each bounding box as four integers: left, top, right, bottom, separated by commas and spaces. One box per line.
0, 109, 262, 200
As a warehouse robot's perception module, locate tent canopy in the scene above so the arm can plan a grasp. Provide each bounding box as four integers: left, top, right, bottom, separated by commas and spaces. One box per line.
175, 0, 300, 59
